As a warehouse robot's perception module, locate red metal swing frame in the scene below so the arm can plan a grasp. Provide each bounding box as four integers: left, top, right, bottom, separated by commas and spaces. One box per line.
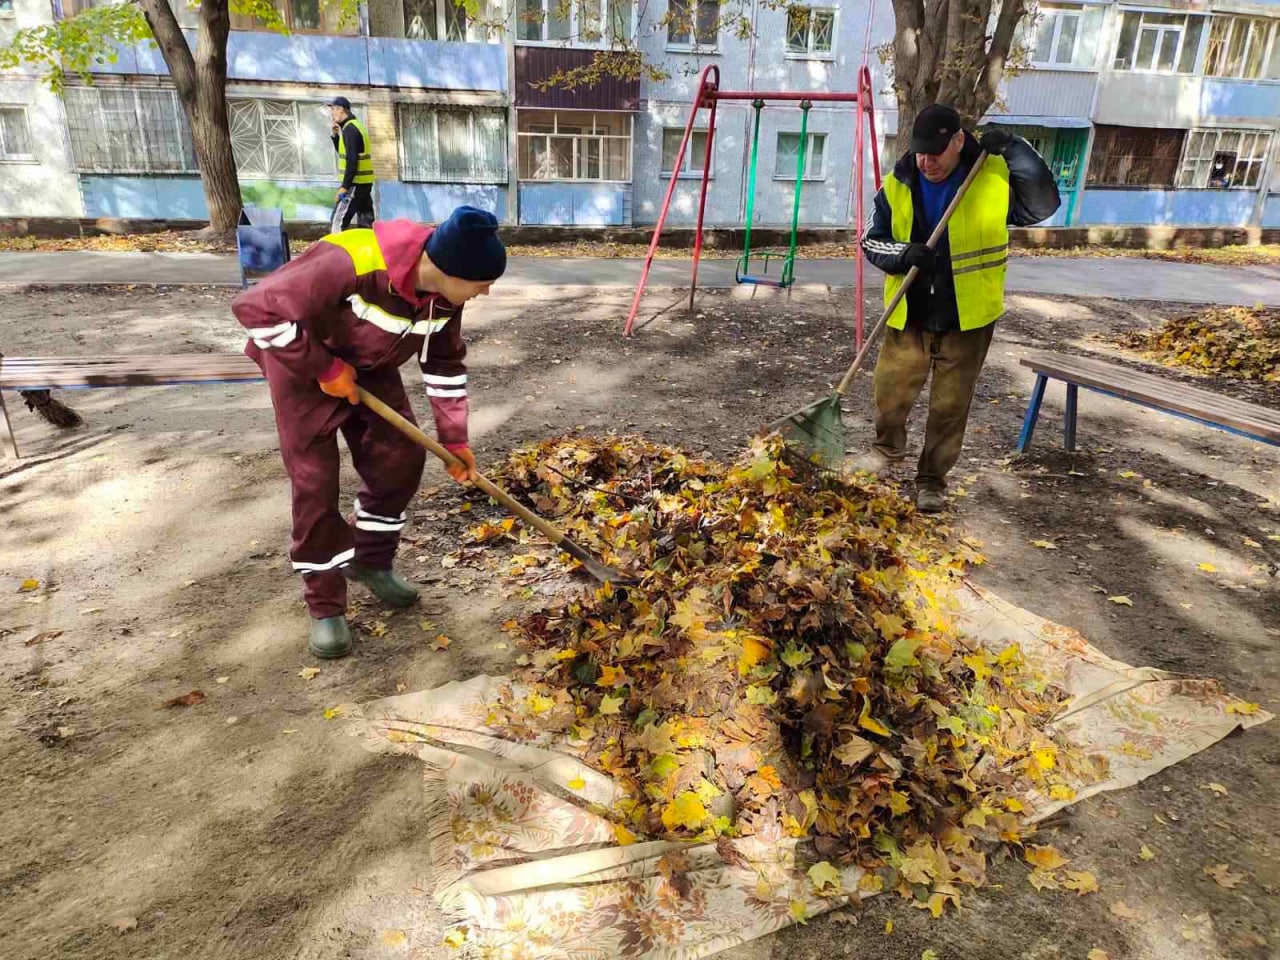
621, 64, 883, 345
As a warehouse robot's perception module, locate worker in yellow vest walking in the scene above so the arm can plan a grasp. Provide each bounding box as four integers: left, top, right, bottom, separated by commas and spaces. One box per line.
328, 96, 376, 232
857, 104, 1060, 513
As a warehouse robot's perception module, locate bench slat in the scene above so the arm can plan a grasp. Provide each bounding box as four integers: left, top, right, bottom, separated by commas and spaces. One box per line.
1020, 352, 1280, 443
0, 354, 262, 390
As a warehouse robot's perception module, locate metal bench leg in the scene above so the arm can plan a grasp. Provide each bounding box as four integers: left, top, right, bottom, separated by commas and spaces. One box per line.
1064, 382, 1078, 452
1015, 374, 1048, 454
0, 390, 18, 459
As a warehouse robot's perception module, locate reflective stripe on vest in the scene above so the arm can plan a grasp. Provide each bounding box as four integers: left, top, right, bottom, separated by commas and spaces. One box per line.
882, 154, 1011, 332
337, 117, 375, 185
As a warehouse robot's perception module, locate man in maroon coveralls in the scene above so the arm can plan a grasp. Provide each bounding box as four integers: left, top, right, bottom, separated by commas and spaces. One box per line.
232, 206, 506, 658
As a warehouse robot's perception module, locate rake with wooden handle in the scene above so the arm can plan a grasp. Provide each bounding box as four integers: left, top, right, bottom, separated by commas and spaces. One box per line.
762, 152, 991, 474
357, 387, 637, 585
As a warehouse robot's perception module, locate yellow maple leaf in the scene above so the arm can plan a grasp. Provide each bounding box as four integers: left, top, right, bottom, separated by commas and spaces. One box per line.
807, 861, 842, 894
858, 697, 892, 737
1033, 747, 1057, 770
1108, 595, 1134, 606
788, 900, 809, 924
661, 791, 708, 831
442, 927, 468, 948
1117, 470, 1139, 479
613, 823, 637, 846
567, 776, 586, 790
1030, 540, 1058, 549
1198, 562, 1218, 573
1139, 844, 1156, 861
298, 667, 321, 680
738, 636, 771, 675
1088, 951, 1110, 960
1063, 870, 1099, 895
597, 664, 627, 687
1004, 797, 1025, 813
526, 691, 555, 714
1025, 844, 1069, 871
1027, 869, 1060, 891
1226, 701, 1260, 716
322, 706, 343, 720
599, 692, 624, 715
1049, 784, 1076, 801
18, 578, 39, 592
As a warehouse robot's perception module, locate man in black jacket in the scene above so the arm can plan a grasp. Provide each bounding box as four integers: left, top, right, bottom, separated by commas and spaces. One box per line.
328, 96, 376, 232
856, 105, 1060, 513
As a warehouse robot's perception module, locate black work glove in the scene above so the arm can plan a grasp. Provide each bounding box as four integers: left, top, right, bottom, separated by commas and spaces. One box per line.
903, 242, 936, 272
978, 129, 1014, 156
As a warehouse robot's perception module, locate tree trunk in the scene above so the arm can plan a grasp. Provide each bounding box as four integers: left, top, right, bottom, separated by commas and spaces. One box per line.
891, 0, 1026, 146
138, 0, 241, 234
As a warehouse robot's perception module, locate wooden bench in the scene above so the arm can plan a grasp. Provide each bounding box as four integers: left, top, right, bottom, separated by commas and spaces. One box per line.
0, 354, 263, 459
1016, 350, 1280, 454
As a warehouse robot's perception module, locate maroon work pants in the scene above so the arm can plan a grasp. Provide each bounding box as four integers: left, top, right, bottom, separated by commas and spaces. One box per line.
265, 363, 426, 619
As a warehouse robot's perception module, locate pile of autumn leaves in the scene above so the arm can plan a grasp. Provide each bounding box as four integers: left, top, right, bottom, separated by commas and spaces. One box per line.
480, 436, 1101, 909
1116, 305, 1279, 381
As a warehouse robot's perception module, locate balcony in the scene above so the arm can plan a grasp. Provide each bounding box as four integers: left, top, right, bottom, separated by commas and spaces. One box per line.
1095, 71, 1280, 127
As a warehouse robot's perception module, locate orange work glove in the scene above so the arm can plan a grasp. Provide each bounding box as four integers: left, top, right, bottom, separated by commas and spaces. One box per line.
317, 359, 358, 405
445, 445, 478, 485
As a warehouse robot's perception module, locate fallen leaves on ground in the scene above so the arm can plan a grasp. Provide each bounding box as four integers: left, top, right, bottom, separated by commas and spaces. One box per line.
162, 690, 206, 708
1112, 305, 1280, 381
110, 916, 138, 934
1201, 782, 1229, 796
23, 630, 62, 646
1087, 950, 1110, 960
1204, 863, 1244, 888
432, 634, 452, 651
18, 578, 39, 592
298, 667, 321, 680
0, 231, 236, 254
1107, 595, 1134, 606
1031, 540, 1058, 549
1062, 870, 1099, 895
1198, 562, 1219, 573
476, 435, 1101, 914
1138, 844, 1156, 861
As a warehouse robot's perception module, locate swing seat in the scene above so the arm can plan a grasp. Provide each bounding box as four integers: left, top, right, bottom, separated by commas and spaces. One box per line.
735, 249, 796, 288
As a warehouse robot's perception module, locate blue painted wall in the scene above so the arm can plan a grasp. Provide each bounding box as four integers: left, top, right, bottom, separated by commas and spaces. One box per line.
92, 32, 505, 91
378, 182, 507, 222
518, 183, 630, 226
80, 175, 208, 219
1078, 189, 1261, 227
1263, 195, 1280, 228
1198, 79, 1280, 122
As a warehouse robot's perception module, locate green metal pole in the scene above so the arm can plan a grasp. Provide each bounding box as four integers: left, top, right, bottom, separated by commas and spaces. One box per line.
784, 101, 811, 287
741, 99, 765, 275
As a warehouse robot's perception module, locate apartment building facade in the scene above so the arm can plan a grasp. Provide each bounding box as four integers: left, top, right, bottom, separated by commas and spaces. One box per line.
0, 0, 1278, 228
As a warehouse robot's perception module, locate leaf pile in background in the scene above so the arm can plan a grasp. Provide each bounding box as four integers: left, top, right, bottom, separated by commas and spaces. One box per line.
478, 435, 1103, 911
1114, 305, 1279, 381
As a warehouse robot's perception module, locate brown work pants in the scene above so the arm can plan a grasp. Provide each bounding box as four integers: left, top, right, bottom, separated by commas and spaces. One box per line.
871, 323, 995, 491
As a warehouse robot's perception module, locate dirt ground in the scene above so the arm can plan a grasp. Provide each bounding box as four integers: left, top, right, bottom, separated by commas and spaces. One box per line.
2, 283, 1277, 960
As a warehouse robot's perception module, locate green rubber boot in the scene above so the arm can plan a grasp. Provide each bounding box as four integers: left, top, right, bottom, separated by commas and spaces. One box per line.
343, 563, 420, 609
309, 616, 353, 659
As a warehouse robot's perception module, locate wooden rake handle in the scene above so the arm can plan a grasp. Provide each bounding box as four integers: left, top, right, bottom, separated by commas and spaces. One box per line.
356, 387, 632, 583
834, 151, 990, 397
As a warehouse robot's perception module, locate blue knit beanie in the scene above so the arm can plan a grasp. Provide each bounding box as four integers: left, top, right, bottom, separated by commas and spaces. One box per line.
425, 206, 506, 282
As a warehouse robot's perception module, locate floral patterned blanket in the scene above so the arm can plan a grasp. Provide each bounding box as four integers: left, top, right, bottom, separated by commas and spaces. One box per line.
349, 583, 1270, 958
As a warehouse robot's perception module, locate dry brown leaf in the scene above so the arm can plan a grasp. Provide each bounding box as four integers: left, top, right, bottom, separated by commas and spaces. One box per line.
1204, 863, 1243, 888
162, 690, 206, 708
23, 630, 63, 647
110, 916, 138, 934
1109, 900, 1140, 920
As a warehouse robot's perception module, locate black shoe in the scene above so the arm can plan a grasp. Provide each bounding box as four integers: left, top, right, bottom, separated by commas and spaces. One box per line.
343, 563, 420, 608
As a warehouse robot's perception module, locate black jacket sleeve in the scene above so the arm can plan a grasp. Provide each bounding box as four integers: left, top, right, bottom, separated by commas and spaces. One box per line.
1004, 136, 1061, 226
860, 187, 913, 275
339, 122, 363, 190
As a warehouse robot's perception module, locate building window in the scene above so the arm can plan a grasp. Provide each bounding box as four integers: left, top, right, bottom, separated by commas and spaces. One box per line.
63, 87, 198, 174
1178, 129, 1272, 189
1086, 125, 1184, 187
229, 99, 341, 180
517, 110, 632, 181
368, 0, 503, 41
516, 0, 630, 43
0, 106, 33, 161
0, 0, 15, 15
667, 0, 717, 49
661, 127, 710, 176
1029, 4, 1104, 68
230, 0, 358, 34
518, 0, 568, 41
399, 105, 507, 182
1203, 16, 1280, 80
1112, 11, 1205, 74
785, 7, 835, 58
775, 132, 826, 180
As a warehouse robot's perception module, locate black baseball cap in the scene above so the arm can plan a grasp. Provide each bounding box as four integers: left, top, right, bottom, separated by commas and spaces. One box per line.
910, 104, 963, 155
328, 96, 351, 110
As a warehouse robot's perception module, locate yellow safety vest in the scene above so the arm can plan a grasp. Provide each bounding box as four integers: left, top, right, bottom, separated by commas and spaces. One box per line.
882, 155, 1010, 331
337, 117, 375, 185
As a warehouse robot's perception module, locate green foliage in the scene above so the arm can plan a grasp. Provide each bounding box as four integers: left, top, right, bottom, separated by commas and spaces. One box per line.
0, 2, 151, 94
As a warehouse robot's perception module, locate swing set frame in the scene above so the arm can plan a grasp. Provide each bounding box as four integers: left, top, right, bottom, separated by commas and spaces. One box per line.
622, 63, 882, 343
